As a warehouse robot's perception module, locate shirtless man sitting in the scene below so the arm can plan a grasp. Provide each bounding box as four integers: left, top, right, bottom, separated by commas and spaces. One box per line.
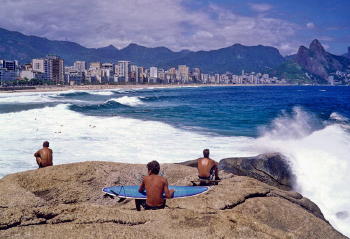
34, 141, 53, 168
197, 149, 220, 182
136, 160, 175, 211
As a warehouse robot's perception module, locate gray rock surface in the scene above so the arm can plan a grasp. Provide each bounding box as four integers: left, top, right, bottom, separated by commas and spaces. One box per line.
219, 153, 295, 190
0, 161, 345, 239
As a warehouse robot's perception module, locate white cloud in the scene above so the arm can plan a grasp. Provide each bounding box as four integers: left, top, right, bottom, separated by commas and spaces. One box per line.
0, 0, 299, 55
306, 22, 315, 29
249, 3, 273, 12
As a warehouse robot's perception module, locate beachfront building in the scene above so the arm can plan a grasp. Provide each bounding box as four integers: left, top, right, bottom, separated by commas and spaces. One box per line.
101, 63, 114, 84
31, 55, 64, 84
46, 55, 64, 84
74, 61, 86, 72
117, 61, 130, 83
0, 60, 19, 85
177, 65, 189, 83
157, 68, 165, 83
130, 64, 139, 84
20, 70, 35, 81
149, 66, 158, 83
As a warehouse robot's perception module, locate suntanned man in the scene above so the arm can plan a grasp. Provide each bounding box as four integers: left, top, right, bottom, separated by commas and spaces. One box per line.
197, 149, 220, 181
136, 161, 175, 211
34, 141, 53, 168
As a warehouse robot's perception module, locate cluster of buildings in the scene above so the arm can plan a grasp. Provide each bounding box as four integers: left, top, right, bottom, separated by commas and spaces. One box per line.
328, 71, 350, 85
0, 55, 310, 86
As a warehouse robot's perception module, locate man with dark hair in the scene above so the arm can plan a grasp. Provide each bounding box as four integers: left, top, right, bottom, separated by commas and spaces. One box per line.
136, 160, 174, 211
197, 149, 220, 182
34, 141, 53, 168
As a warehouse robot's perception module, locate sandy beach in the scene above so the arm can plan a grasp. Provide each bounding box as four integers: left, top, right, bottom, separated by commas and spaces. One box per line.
0, 84, 218, 93
0, 83, 295, 94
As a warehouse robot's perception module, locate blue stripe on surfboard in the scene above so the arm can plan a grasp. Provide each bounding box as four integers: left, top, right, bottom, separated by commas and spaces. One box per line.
102, 185, 209, 199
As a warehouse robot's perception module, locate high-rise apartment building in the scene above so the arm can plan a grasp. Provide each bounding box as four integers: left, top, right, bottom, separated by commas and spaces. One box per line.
150, 67, 158, 79
192, 68, 201, 83
47, 55, 64, 84
89, 62, 101, 71
178, 65, 189, 83
0, 60, 19, 84
117, 61, 130, 82
74, 61, 86, 72
32, 56, 64, 84
32, 59, 46, 73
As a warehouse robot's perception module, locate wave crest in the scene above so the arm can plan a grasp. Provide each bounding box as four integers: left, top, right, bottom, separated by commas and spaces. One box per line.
106, 96, 144, 106
330, 112, 349, 122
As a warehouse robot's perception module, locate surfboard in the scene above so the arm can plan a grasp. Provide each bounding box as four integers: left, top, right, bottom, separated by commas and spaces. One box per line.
102, 185, 209, 199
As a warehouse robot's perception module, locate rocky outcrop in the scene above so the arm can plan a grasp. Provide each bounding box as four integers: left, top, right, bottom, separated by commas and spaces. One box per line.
219, 153, 295, 190
0, 161, 346, 239
295, 39, 350, 81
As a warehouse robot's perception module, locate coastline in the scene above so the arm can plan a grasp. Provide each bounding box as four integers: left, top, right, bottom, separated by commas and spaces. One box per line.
0, 83, 307, 94
0, 84, 223, 93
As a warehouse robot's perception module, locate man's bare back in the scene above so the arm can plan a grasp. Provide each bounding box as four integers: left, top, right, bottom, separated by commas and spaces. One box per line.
197, 149, 220, 180
136, 160, 174, 210
34, 141, 53, 168
140, 175, 172, 207
198, 157, 217, 178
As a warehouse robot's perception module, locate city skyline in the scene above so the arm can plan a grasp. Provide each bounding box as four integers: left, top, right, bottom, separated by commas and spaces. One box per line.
0, 0, 349, 56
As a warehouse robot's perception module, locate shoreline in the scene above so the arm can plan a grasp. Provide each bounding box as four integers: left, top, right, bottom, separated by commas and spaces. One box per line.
0, 84, 227, 93
0, 83, 339, 94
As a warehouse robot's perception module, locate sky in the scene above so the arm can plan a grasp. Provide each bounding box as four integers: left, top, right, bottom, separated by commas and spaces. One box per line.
0, 0, 349, 55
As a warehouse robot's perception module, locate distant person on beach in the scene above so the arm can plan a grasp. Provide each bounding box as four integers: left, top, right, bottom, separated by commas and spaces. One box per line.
136, 160, 174, 211
197, 149, 220, 181
34, 141, 53, 168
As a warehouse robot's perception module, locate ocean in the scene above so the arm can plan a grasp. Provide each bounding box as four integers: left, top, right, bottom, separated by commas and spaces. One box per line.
0, 85, 349, 236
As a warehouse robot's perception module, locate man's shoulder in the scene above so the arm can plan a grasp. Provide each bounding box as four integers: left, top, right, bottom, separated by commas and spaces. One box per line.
155, 175, 167, 183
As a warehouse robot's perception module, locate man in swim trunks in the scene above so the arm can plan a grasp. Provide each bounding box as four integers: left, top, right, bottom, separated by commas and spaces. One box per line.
34, 141, 53, 168
136, 160, 174, 211
197, 149, 220, 183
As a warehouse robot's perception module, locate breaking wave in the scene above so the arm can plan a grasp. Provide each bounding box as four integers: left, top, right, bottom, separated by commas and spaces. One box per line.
255, 107, 350, 236
106, 96, 144, 107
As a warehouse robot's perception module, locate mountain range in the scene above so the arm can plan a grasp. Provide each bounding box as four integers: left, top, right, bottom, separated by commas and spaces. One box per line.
0, 27, 349, 83
0, 27, 285, 74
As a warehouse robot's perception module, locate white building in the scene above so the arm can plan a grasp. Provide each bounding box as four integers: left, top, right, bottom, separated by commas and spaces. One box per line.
117, 61, 130, 82
74, 61, 86, 72
20, 70, 35, 80
177, 65, 189, 83
150, 67, 158, 79
32, 59, 46, 73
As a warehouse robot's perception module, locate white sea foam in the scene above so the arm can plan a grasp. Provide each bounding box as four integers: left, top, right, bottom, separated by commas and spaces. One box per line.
0, 104, 254, 178
88, 91, 114, 96
330, 112, 349, 122
107, 96, 144, 106
0, 92, 56, 104
254, 108, 350, 236
0, 91, 88, 104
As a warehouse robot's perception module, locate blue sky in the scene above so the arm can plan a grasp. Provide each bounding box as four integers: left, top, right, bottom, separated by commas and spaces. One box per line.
0, 0, 348, 55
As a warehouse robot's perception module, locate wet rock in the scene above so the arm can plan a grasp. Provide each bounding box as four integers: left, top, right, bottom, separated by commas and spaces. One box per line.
219, 153, 295, 190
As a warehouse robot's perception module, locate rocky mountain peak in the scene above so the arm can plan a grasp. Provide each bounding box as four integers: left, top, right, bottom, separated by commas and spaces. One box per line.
309, 39, 325, 54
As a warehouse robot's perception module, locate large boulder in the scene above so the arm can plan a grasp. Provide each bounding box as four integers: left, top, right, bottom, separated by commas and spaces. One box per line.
219, 153, 295, 190
0, 161, 345, 239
